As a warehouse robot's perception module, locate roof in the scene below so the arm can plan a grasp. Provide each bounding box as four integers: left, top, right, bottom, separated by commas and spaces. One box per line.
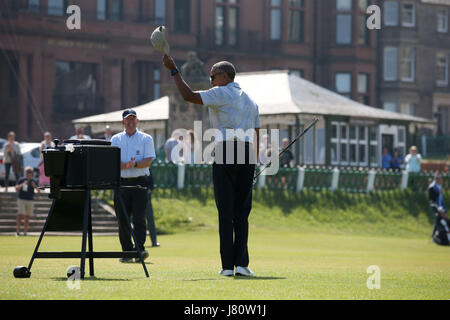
73, 96, 169, 124
72, 71, 434, 127
235, 70, 433, 124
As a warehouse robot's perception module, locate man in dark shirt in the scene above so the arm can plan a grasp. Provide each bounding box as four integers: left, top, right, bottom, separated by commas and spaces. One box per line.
279, 138, 295, 168
15, 167, 39, 236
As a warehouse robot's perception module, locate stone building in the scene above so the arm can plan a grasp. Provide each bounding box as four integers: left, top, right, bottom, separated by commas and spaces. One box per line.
0, 0, 447, 142
376, 0, 450, 134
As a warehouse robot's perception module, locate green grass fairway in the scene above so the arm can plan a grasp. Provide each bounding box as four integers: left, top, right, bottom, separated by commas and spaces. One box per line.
1, 230, 449, 300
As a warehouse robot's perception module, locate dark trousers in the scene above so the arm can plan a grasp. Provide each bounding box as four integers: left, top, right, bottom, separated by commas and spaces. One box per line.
114, 177, 148, 251
213, 141, 255, 270
146, 192, 158, 245
4, 163, 11, 188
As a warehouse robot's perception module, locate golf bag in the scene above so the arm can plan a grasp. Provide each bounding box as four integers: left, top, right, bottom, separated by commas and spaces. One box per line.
428, 181, 449, 246
432, 212, 450, 246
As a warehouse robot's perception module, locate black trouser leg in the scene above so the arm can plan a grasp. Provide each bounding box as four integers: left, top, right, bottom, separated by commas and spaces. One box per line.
213, 163, 236, 270
146, 192, 158, 245
114, 186, 148, 251
233, 164, 255, 267
4, 163, 11, 189
212, 141, 255, 270
131, 189, 147, 251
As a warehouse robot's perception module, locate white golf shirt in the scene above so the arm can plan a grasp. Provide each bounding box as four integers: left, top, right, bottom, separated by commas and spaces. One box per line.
111, 129, 156, 178
199, 82, 260, 143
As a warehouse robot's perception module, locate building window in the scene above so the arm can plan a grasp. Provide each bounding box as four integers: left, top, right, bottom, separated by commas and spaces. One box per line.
340, 123, 349, 163
436, 52, 449, 86
111, 0, 123, 21
358, 1, 370, 46
383, 102, 397, 112
97, 0, 107, 20
155, 0, 166, 25
270, 0, 282, 40
383, 47, 398, 81
330, 122, 368, 166
153, 68, 161, 99
384, 1, 399, 26
174, 0, 190, 32
53, 61, 99, 117
369, 126, 378, 167
400, 47, 415, 82
400, 102, 416, 116
48, 0, 64, 16
359, 126, 368, 166
289, 0, 305, 43
335, 72, 352, 98
437, 8, 448, 33
336, 0, 351, 11
315, 120, 325, 164
303, 124, 314, 164
28, 0, 40, 13
336, 0, 352, 45
401, 2, 415, 27
289, 69, 304, 78
357, 73, 370, 105
215, 0, 240, 47
358, 0, 368, 11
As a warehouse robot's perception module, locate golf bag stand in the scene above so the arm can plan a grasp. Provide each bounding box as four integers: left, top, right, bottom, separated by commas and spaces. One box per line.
18, 188, 149, 279
13, 139, 149, 279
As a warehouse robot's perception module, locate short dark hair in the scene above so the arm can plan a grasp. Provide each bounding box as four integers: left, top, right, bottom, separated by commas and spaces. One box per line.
212, 61, 236, 81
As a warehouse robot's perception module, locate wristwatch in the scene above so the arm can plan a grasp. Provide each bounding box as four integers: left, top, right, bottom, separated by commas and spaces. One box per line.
171, 68, 179, 76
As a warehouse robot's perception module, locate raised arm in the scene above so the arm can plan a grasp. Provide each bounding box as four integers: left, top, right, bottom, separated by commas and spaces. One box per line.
163, 55, 203, 105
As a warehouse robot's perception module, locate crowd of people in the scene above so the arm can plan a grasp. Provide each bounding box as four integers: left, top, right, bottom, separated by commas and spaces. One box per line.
381, 145, 423, 172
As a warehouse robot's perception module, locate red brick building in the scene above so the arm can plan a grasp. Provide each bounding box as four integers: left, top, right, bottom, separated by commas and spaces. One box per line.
0, 0, 434, 142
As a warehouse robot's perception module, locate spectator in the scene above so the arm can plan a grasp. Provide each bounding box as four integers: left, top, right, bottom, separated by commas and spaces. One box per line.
111, 109, 154, 263
404, 145, 422, 173
15, 166, 40, 236
164, 130, 181, 163
391, 148, 403, 171
428, 172, 449, 246
2, 131, 22, 192
104, 125, 113, 141
39, 132, 55, 187
279, 138, 295, 168
184, 130, 201, 165
69, 127, 91, 140
258, 134, 270, 165
381, 147, 392, 170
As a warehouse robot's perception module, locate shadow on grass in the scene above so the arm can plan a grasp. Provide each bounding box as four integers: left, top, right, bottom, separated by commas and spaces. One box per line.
233, 276, 287, 281
51, 276, 130, 282
183, 276, 286, 281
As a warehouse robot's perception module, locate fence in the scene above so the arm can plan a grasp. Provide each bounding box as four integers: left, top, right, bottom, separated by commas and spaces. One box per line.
417, 135, 450, 159
149, 162, 450, 193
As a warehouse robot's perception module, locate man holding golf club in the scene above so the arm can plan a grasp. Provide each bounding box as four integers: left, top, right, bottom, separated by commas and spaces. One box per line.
162, 53, 260, 277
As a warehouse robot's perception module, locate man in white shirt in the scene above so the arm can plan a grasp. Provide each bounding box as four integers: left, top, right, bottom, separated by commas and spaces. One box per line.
162, 55, 260, 277
111, 109, 156, 263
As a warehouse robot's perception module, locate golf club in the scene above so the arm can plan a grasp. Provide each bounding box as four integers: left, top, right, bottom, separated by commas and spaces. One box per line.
253, 116, 319, 185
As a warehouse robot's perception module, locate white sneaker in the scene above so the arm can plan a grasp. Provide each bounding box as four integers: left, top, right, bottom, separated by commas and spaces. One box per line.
235, 266, 254, 277
219, 269, 234, 277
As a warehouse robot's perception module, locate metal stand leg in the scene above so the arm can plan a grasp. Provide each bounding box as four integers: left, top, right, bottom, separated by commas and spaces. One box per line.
26, 198, 57, 273
80, 190, 90, 279
116, 189, 149, 278
88, 193, 94, 277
